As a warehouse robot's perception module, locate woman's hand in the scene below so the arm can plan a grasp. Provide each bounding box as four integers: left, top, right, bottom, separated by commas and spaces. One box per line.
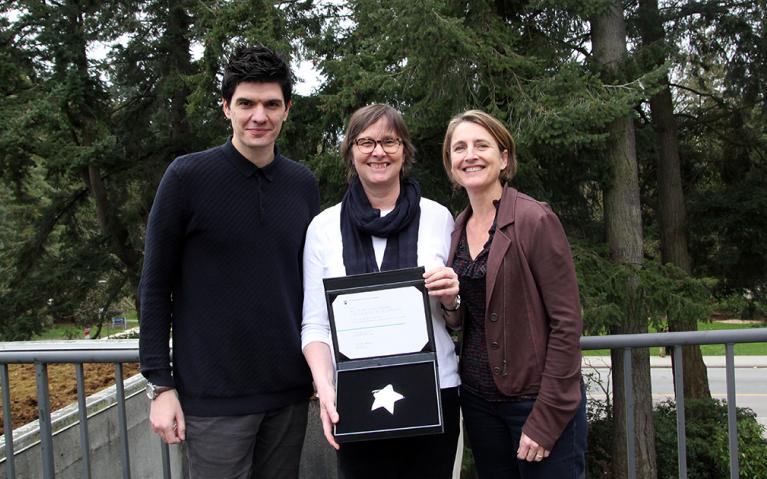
517, 432, 550, 462
303, 342, 341, 450
423, 266, 460, 308
315, 383, 340, 450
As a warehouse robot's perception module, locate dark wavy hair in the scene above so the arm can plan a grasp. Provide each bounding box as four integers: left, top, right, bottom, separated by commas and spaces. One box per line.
221, 45, 293, 105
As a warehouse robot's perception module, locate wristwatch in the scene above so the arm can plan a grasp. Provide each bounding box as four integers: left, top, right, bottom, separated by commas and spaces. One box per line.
146, 382, 174, 400
440, 294, 461, 312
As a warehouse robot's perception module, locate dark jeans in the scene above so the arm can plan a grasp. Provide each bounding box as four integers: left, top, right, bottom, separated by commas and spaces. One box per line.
185, 400, 308, 479
338, 387, 460, 479
461, 386, 587, 479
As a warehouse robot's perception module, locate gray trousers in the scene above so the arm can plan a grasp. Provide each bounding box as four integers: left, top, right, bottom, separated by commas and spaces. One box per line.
185, 400, 309, 479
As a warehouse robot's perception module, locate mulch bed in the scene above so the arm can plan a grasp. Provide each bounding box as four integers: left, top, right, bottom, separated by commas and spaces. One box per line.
0, 363, 141, 432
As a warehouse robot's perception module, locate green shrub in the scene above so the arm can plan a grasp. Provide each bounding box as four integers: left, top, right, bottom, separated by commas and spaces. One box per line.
712, 288, 767, 320
655, 399, 767, 479
460, 444, 479, 479
586, 398, 767, 478
586, 398, 613, 477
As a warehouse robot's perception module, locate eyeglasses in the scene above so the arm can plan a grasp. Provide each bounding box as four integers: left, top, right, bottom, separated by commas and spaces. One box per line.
353, 137, 402, 154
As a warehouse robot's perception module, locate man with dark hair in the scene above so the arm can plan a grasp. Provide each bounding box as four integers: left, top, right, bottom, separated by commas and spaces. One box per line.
139, 45, 320, 478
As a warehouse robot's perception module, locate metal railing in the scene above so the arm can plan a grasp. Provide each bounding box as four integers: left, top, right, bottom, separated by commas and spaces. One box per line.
0, 329, 765, 478
581, 328, 767, 479
0, 340, 171, 479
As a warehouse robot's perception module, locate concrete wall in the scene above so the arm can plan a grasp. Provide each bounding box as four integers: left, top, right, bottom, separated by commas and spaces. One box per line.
0, 375, 337, 478
0, 375, 186, 478
300, 400, 338, 478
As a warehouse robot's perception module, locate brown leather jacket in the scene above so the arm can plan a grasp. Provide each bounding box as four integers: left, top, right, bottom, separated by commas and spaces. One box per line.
448, 186, 583, 450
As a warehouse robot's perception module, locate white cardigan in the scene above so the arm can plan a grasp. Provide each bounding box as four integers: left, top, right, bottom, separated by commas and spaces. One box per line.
301, 197, 460, 389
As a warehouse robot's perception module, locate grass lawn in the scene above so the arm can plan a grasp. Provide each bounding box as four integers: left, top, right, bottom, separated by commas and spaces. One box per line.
33, 311, 139, 340
583, 320, 767, 356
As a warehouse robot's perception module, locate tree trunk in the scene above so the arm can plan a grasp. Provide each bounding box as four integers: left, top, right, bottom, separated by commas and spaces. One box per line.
650, 90, 690, 271
591, 2, 658, 478
67, 2, 142, 287
82, 166, 142, 280
638, 0, 710, 400
163, 1, 193, 153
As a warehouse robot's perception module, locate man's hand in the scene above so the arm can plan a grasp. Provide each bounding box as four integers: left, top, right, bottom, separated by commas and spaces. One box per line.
149, 390, 185, 444
517, 432, 550, 462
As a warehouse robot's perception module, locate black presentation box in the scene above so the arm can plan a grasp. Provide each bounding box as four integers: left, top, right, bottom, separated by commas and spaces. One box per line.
323, 267, 443, 443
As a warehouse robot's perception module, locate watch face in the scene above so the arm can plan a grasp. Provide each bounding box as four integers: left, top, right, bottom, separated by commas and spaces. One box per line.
146, 382, 163, 399
146, 383, 171, 399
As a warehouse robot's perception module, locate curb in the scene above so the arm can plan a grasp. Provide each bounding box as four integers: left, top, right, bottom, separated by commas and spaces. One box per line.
582, 356, 767, 369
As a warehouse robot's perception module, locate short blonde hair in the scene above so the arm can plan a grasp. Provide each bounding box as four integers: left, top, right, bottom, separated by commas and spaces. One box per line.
441, 110, 517, 184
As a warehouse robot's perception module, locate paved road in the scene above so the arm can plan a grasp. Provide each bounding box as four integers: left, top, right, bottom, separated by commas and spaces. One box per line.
582, 356, 767, 432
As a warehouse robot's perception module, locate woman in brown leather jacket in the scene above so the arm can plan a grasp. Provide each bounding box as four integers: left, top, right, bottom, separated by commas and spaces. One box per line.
441, 110, 586, 478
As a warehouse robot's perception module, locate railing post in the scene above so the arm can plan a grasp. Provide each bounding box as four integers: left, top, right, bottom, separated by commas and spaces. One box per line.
623, 348, 636, 479
161, 440, 171, 479
75, 363, 91, 479
114, 363, 131, 479
673, 345, 687, 478
1, 364, 16, 479
725, 343, 739, 479
35, 362, 55, 478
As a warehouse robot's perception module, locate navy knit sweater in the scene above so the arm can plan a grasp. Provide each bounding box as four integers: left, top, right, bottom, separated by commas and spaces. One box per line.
139, 139, 320, 416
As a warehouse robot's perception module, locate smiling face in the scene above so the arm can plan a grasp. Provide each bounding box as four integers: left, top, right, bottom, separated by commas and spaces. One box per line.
449, 121, 509, 193
352, 118, 404, 193
222, 81, 290, 165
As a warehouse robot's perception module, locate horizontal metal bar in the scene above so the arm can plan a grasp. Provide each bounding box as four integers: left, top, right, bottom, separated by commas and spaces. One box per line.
0, 350, 140, 364
2, 329, 764, 363
580, 328, 767, 350
4, 329, 764, 362
0, 340, 139, 352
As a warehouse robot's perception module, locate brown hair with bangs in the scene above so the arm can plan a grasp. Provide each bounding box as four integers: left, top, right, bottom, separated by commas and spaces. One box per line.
341, 104, 416, 182
441, 110, 518, 184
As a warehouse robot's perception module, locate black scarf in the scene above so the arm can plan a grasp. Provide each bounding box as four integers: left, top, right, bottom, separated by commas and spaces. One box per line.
340, 176, 422, 275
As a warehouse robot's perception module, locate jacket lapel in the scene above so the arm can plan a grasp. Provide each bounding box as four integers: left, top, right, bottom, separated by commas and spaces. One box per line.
486, 187, 518, 309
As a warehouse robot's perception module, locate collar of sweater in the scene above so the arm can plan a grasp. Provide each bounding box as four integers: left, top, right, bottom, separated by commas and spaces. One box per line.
223, 137, 281, 180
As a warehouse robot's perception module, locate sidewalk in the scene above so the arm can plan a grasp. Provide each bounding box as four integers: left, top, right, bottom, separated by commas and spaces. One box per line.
582, 355, 767, 369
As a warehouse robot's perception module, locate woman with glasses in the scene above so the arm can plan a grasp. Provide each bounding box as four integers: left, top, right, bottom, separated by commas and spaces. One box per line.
302, 104, 461, 478
442, 110, 586, 478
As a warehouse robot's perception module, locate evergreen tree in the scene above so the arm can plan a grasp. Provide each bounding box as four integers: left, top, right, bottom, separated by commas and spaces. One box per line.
636, 0, 711, 400
670, 0, 767, 300
0, 1, 317, 337
590, 1, 657, 476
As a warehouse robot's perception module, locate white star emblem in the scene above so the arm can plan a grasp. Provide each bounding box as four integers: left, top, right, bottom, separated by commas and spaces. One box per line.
370, 384, 404, 415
